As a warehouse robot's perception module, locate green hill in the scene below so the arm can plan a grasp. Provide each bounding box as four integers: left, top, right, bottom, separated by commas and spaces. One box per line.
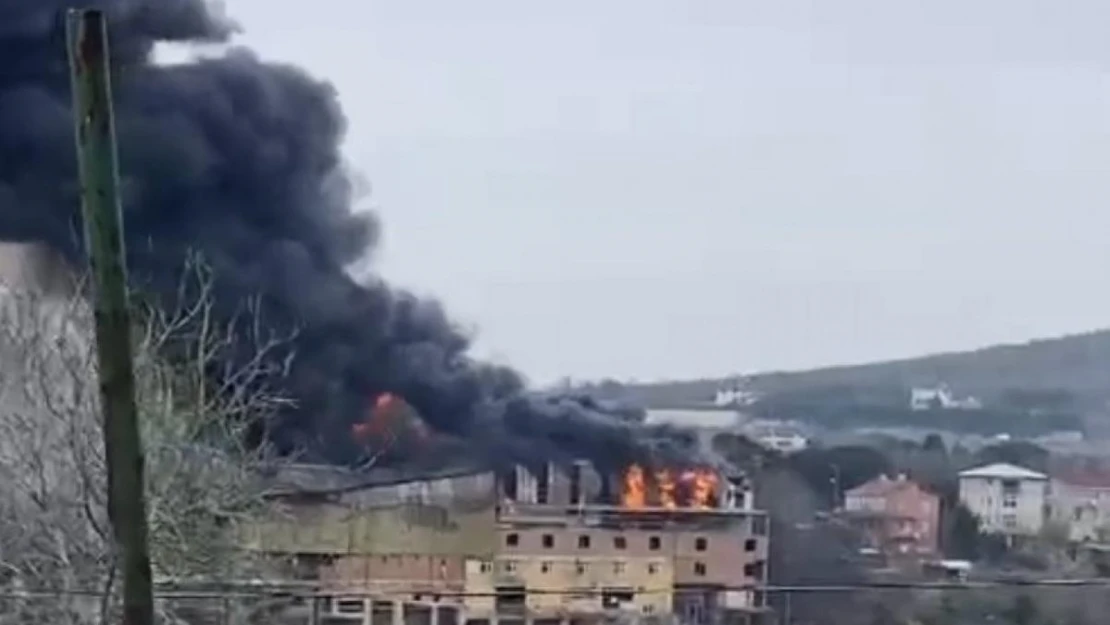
600, 329, 1110, 411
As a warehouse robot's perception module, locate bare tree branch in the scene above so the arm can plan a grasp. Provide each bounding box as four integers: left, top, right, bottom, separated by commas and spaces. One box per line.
0, 256, 296, 624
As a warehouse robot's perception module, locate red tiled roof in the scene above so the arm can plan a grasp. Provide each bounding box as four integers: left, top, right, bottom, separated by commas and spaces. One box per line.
847, 475, 924, 497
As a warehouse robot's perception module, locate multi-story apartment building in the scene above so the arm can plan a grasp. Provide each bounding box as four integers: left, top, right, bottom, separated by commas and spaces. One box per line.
246, 460, 769, 625
464, 461, 768, 625
843, 474, 940, 557
468, 520, 676, 619
958, 462, 1048, 536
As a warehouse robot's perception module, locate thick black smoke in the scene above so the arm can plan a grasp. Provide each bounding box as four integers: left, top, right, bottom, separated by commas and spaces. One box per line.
0, 0, 696, 470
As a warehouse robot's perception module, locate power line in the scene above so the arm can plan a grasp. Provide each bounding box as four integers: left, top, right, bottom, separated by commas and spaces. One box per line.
3, 578, 1110, 600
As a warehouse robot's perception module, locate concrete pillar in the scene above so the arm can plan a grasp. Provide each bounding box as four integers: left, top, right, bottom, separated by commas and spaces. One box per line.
515, 466, 537, 503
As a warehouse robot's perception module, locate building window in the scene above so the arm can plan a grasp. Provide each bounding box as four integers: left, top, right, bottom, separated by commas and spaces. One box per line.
337, 599, 364, 614
541, 562, 551, 574
694, 537, 707, 551
613, 562, 625, 574
744, 538, 757, 552
1003, 514, 1017, 529
648, 563, 659, 575
542, 534, 554, 548
693, 562, 707, 576
505, 533, 519, 547
743, 561, 766, 580
503, 561, 517, 573
648, 536, 661, 551
576, 562, 587, 575
578, 535, 591, 549
752, 516, 768, 536
1002, 479, 1020, 497
479, 561, 492, 573
614, 536, 627, 549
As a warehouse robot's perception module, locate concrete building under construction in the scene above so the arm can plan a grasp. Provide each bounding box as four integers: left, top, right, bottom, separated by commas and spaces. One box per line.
244, 460, 770, 625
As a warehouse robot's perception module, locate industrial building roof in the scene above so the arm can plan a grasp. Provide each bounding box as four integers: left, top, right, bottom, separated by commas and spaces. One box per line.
258, 459, 491, 497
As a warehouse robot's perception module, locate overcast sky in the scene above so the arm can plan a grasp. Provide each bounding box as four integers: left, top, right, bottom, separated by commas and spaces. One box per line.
208, 0, 1110, 385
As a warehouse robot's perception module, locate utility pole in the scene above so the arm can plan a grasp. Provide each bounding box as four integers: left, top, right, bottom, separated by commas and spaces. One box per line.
65, 9, 154, 625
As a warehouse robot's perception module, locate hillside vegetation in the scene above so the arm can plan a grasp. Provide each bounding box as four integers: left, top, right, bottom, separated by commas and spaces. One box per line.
602, 329, 1110, 410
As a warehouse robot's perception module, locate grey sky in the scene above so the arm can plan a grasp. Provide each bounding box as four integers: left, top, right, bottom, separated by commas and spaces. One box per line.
210, 0, 1110, 385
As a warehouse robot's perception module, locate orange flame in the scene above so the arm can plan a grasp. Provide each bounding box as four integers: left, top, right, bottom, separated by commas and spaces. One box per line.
620, 465, 720, 509
352, 392, 399, 442
656, 469, 676, 509
690, 471, 719, 510
622, 465, 646, 508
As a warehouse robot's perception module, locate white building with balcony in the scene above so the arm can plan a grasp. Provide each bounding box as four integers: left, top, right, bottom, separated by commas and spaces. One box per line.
958, 463, 1048, 535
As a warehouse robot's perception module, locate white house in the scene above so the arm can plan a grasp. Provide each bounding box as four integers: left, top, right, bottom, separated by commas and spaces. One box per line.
958, 463, 1048, 535
713, 386, 760, 407
755, 430, 808, 454
910, 384, 983, 411
744, 421, 808, 453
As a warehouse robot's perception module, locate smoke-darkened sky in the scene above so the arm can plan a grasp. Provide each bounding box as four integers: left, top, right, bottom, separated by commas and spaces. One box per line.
183, 0, 1110, 385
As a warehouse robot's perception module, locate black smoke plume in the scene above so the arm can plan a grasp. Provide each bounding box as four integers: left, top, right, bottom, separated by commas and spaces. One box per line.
0, 0, 696, 471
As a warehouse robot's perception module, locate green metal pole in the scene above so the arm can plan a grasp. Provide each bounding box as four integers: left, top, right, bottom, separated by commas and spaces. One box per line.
65, 9, 154, 625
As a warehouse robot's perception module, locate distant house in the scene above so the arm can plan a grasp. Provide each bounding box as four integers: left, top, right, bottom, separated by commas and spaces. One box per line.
1049, 470, 1110, 542
713, 386, 760, 408
741, 420, 808, 454
910, 384, 983, 411
843, 474, 940, 556
958, 463, 1048, 536
754, 431, 807, 454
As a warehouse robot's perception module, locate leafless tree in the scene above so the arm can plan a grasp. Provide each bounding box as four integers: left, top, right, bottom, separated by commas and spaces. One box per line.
0, 254, 296, 624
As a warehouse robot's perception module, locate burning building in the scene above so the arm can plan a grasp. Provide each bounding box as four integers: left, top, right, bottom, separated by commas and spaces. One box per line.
490, 461, 766, 624
245, 458, 769, 625
3, 1, 767, 622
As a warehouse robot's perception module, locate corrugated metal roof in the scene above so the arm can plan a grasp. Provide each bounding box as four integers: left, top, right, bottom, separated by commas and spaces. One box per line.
958, 462, 1046, 480
259, 460, 491, 497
